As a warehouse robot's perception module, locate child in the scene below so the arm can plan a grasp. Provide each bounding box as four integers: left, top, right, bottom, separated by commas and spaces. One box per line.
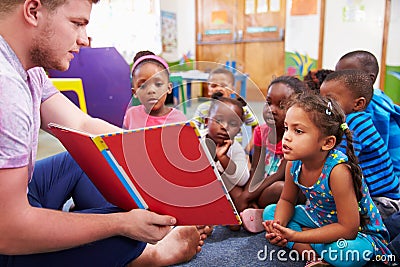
123, 51, 186, 129
320, 69, 400, 219
193, 67, 258, 153
123, 51, 213, 238
235, 76, 307, 213
303, 69, 334, 93
335, 50, 400, 179
243, 93, 391, 267
204, 92, 250, 205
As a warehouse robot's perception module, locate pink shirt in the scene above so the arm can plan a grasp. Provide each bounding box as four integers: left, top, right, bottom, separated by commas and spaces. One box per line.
253, 124, 283, 177
123, 105, 187, 129
253, 124, 283, 154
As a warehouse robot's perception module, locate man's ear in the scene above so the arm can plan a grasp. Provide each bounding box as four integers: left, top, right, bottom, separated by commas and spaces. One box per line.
322, 135, 336, 151
204, 117, 209, 127
24, 0, 42, 27
353, 96, 367, 112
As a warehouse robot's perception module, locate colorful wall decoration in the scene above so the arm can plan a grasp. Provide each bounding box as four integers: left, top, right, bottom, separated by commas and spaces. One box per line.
285, 51, 317, 78
161, 10, 178, 55
385, 65, 400, 104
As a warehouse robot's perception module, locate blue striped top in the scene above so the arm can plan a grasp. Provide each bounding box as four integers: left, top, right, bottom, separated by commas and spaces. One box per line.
338, 111, 400, 199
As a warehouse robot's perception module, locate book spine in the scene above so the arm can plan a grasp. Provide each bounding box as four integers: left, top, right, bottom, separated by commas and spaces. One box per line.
92, 136, 148, 210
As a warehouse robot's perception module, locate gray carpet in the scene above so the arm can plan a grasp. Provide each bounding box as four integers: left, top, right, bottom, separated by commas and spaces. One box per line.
173, 226, 390, 267
173, 226, 306, 267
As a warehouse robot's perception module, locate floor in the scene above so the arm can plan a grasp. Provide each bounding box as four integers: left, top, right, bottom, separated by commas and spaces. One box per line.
36, 100, 392, 267
37, 99, 266, 159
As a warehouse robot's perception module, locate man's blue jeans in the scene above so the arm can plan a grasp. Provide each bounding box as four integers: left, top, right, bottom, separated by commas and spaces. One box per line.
0, 152, 146, 267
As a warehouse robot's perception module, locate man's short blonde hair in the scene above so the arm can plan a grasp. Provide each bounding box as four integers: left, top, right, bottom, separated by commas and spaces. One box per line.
0, 0, 99, 15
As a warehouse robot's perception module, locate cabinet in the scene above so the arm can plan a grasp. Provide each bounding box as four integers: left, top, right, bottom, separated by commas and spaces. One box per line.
196, 0, 286, 100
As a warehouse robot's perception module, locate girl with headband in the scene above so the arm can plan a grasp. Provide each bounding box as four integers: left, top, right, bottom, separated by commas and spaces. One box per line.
123, 51, 186, 129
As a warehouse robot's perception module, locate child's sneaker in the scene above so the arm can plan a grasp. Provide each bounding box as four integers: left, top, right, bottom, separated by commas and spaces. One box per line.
240, 208, 265, 233
304, 259, 331, 267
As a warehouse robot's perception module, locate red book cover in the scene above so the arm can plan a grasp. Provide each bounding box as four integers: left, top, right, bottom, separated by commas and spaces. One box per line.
49, 121, 241, 226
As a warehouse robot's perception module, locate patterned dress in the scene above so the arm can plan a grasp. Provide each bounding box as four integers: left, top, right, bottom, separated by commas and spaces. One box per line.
291, 149, 391, 258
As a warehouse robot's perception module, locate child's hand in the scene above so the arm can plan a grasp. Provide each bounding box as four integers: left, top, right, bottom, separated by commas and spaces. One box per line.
271, 222, 297, 243
263, 220, 288, 247
216, 139, 232, 159
263, 220, 277, 234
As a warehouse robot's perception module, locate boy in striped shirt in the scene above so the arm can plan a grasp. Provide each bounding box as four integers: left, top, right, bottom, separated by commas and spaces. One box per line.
320, 69, 400, 219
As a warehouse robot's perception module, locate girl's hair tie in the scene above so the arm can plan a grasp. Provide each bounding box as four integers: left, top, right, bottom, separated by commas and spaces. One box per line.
340, 122, 349, 131
325, 101, 333, 115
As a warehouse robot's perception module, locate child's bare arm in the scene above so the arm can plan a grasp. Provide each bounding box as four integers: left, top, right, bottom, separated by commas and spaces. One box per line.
273, 162, 298, 226
276, 164, 360, 244
244, 146, 286, 203
216, 140, 234, 173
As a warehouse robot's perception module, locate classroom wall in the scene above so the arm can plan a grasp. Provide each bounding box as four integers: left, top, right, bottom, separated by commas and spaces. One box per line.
87, 0, 162, 63
284, 0, 320, 77
385, 0, 400, 103
86, 0, 399, 101
284, 0, 400, 102
322, 0, 385, 86
160, 0, 196, 62
284, 0, 386, 84
87, 0, 196, 63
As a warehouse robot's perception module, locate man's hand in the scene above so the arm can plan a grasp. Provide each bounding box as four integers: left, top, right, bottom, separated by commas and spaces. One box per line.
119, 209, 177, 244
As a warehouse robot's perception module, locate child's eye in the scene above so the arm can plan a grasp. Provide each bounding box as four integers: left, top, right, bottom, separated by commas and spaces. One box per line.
284, 126, 288, 131
295, 129, 303, 134
229, 121, 239, 128
139, 83, 147, 90
155, 82, 164, 87
210, 83, 218, 88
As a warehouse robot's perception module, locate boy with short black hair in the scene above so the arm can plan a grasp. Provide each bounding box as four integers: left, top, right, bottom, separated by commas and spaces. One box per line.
336, 50, 400, 179
320, 69, 400, 219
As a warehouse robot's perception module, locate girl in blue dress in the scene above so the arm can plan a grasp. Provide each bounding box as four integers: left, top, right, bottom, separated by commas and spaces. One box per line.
243, 93, 391, 266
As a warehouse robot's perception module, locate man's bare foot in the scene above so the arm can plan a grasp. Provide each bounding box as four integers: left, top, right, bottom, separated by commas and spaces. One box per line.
197, 225, 214, 240
128, 226, 201, 267
241, 208, 265, 233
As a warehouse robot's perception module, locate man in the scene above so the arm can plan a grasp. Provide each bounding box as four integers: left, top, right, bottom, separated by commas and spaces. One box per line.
0, 0, 208, 266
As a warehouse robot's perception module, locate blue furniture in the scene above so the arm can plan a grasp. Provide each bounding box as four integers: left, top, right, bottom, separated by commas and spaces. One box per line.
169, 75, 187, 114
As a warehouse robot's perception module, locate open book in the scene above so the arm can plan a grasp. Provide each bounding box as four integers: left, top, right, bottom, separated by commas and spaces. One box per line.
49, 121, 241, 226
